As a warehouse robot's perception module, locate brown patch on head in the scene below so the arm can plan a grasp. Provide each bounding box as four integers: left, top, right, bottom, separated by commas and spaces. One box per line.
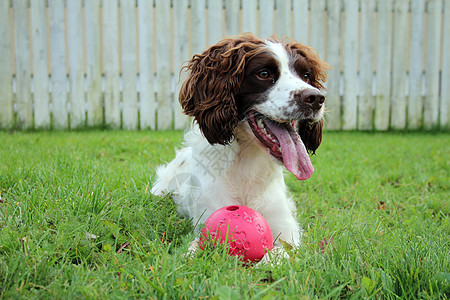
265, 36, 329, 90
179, 34, 268, 145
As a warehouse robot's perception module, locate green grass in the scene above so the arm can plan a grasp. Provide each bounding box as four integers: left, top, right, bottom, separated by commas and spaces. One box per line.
0, 130, 448, 299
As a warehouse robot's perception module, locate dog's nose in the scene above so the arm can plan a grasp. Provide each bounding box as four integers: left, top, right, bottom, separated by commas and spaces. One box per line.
300, 89, 325, 110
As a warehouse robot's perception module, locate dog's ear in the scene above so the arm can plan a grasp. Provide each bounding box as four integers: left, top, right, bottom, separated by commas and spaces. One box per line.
179, 34, 265, 145
283, 40, 330, 90
297, 118, 324, 154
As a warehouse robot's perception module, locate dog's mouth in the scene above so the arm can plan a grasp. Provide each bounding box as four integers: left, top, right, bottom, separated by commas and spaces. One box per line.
247, 111, 314, 180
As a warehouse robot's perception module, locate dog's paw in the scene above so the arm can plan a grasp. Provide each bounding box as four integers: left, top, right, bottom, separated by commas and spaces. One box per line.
184, 240, 199, 259
258, 246, 290, 265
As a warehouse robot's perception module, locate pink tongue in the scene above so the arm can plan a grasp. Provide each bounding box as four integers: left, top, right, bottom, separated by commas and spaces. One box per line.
265, 121, 314, 180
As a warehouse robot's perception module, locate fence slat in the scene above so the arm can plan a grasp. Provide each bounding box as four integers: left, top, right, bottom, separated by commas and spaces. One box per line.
441, 0, 450, 129
173, 0, 189, 130
0, 0, 14, 128
67, 0, 84, 128
31, 0, 50, 129
325, 0, 341, 130
242, 0, 257, 34
85, 0, 102, 127
103, 0, 120, 128
207, 0, 223, 44
225, 0, 240, 36
191, 0, 206, 56
259, 0, 275, 37
13, 0, 32, 129
292, 0, 308, 43
309, 0, 325, 56
121, 0, 138, 130
49, 0, 68, 129
155, 0, 172, 130
408, 0, 425, 129
358, 0, 375, 130
342, 0, 358, 130
375, 0, 393, 130
138, 0, 155, 130
424, 0, 442, 129
275, 0, 291, 37
390, 0, 409, 130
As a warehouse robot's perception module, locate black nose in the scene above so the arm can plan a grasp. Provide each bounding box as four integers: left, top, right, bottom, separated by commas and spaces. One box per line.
300, 89, 325, 110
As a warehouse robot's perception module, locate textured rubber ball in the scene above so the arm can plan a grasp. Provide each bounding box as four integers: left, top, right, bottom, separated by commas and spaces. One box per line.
199, 205, 273, 263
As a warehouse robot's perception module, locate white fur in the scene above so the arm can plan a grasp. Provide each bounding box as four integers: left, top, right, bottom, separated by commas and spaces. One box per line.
151, 123, 302, 247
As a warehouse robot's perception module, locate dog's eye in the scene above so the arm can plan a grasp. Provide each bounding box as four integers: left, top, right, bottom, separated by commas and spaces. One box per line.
257, 69, 271, 80
303, 72, 311, 81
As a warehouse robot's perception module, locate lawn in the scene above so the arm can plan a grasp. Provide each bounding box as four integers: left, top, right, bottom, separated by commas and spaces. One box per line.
0, 130, 448, 299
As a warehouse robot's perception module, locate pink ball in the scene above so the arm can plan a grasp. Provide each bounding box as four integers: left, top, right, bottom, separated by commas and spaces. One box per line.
199, 205, 273, 262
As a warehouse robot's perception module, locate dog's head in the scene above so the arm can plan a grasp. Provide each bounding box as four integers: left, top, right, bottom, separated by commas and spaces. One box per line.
179, 34, 329, 180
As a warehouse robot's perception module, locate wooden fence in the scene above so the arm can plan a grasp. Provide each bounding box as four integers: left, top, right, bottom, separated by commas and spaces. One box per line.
0, 0, 448, 131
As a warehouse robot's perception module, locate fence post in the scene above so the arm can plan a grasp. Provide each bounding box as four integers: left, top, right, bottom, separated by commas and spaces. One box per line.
49, 0, 68, 129
358, 0, 376, 130
208, 0, 224, 44
103, 0, 121, 128
85, 0, 103, 127
138, 0, 156, 130
67, 0, 85, 128
191, 0, 206, 56
441, 0, 450, 129
325, 0, 341, 130
292, 0, 308, 43
390, 0, 409, 130
242, 0, 257, 35
155, 0, 172, 130
424, 0, 442, 129
173, 0, 189, 130
0, 0, 14, 128
310, 0, 325, 56
275, 0, 291, 37
31, 0, 50, 129
408, 0, 425, 129
375, 0, 393, 130
260, 0, 275, 38
342, 0, 358, 130
225, 0, 240, 36
121, 0, 138, 130
13, 0, 33, 129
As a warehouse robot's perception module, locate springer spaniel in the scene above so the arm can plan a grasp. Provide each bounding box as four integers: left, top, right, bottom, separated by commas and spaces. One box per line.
152, 34, 328, 259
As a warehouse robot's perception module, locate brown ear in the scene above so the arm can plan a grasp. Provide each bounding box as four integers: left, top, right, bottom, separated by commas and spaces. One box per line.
297, 118, 324, 154
179, 34, 265, 145
284, 40, 330, 90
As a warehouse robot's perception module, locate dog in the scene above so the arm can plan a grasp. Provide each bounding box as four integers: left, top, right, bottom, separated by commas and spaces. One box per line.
152, 34, 328, 260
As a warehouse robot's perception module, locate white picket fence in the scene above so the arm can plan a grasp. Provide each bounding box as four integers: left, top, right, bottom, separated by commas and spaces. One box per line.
0, 0, 448, 130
